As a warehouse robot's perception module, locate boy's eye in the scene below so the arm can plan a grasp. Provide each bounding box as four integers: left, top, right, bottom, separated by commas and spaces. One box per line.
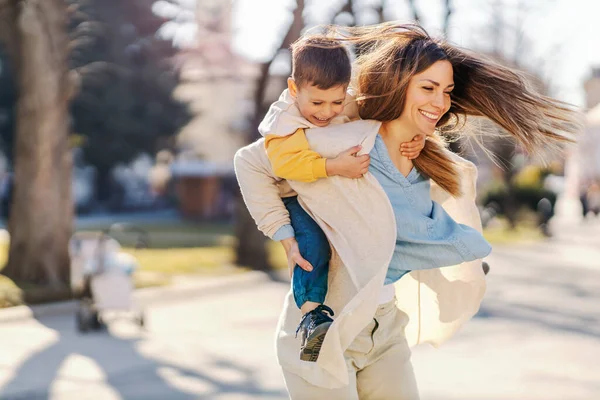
312, 102, 323, 106
333, 101, 343, 105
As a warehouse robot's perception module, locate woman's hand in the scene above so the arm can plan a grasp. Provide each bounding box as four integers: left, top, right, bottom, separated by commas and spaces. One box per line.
280, 237, 313, 278
326, 145, 371, 178
400, 134, 426, 160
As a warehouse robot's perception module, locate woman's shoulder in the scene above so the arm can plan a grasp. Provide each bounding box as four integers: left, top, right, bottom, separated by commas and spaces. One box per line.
305, 120, 382, 157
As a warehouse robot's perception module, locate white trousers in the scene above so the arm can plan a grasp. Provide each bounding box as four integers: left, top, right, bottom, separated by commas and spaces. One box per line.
283, 299, 420, 400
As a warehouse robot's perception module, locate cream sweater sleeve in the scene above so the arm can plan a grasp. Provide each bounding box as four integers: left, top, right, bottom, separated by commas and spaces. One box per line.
233, 139, 293, 239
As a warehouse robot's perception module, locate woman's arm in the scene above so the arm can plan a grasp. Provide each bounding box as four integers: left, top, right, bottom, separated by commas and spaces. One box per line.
234, 140, 292, 239
234, 140, 313, 273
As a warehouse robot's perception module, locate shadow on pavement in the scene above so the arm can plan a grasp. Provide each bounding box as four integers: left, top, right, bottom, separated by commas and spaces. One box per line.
0, 312, 287, 400
475, 250, 600, 339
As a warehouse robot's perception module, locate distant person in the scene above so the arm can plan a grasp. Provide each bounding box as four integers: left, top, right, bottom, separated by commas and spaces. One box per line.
587, 181, 600, 217
579, 179, 589, 218
0, 172, 13, 221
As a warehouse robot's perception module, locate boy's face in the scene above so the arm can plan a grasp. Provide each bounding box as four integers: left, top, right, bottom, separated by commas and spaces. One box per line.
288, 78, 347, 127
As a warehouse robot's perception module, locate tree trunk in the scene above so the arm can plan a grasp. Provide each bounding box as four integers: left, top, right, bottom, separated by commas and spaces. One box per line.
234, 193, 271, 271
1, 0, 73, 290
493, 135, 519, 230
234, 0, 306, 271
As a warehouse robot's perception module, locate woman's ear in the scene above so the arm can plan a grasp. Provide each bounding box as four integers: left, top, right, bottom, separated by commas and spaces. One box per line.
287, 78, 298, 98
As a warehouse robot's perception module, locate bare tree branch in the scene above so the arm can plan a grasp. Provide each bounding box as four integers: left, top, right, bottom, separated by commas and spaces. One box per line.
0, 0, 18, 63
406, 0, 420, 23
236, 0, 306, 271
443, 0, 453, 37
250, 0, 305, 139
337, 0, 353, 15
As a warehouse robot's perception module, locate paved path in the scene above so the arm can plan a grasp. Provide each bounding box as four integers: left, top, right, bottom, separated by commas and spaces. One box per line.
1, 214, 599, 399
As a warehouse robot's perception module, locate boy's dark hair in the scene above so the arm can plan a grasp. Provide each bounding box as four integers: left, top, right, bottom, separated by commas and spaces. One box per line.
290, 35, 351, 90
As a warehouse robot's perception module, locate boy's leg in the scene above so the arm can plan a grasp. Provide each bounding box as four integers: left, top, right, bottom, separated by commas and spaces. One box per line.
282, 196, 331, 309
282, 196, 333, 362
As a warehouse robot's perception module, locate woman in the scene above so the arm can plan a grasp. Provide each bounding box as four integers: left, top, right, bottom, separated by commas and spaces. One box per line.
234, 23, 579, 399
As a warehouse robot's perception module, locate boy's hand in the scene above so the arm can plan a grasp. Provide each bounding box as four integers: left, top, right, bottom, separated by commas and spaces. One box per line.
400, 134, 426, 160
326, 145, 370, 178
281, 237, 313, 278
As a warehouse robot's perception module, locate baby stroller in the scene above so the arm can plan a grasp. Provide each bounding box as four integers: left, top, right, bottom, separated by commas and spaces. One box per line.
69, 223, 148, 333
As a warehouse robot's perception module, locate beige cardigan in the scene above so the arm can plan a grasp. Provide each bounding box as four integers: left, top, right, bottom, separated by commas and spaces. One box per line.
234, 120, 487, 389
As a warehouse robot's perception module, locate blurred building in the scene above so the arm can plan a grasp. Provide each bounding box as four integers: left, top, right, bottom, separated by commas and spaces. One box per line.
563, 67, 600, 205
577, 68, 600, 184
584, 67, 600, 110
169, 1, 257, 219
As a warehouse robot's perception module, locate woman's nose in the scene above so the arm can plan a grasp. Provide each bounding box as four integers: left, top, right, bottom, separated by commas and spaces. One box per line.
432, 92, 445, 108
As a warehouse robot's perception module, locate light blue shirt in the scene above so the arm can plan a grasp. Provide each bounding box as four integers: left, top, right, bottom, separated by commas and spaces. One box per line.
273, 134, 492, 284
369, 135, 491, 284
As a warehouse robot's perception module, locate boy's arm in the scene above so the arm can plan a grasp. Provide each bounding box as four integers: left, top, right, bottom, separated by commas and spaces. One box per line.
265, 129, 328, 182
265, 128, 369, 182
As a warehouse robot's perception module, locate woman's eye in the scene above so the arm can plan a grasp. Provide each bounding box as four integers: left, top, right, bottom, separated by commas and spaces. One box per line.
422, 87, 434, 91
444, 91, 453, 96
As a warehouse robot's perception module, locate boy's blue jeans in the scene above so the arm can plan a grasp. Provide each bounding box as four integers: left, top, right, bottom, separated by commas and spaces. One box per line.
283, 196, 331, 309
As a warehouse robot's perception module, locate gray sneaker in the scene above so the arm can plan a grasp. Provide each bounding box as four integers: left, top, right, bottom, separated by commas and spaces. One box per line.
296, 305, 334, 362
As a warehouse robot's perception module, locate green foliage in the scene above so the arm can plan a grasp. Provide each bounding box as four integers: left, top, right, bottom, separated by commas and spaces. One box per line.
0, 1, 192, 180
67, 0, 192, 176
481, 165, 557, 216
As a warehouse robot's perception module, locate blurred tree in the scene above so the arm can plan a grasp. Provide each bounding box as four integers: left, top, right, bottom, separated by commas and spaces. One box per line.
442, 0, 453, 35
234, 0, 388, 271
67, 0, 192, 203
406, 0, 421, 23
0, 0, 192, 205
478, 0, 549, 229
234, 0, 307, 272
0, 48, 16, 160
0, 0, 74, 288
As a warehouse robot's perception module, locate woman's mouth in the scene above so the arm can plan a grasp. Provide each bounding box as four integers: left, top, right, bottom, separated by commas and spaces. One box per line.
419, 110, 439, 123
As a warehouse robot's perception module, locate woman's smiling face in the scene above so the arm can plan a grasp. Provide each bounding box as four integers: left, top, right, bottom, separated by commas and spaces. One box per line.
398, 60, 454, 136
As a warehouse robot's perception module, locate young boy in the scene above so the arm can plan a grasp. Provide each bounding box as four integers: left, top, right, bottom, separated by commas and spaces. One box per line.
259, 35, 425, 362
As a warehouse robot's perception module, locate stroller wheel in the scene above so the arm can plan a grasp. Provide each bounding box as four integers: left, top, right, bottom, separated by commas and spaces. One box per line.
76, 308, 91, 333
482, 261, 490, 275
91, 311, 105, 331
137, 311, 145, 328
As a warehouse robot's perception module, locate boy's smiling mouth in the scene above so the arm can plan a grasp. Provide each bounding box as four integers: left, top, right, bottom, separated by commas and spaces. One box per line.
313, 115, 333, 125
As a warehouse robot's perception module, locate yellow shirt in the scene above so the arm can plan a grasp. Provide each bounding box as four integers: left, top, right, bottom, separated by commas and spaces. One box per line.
264, 129, 328, 183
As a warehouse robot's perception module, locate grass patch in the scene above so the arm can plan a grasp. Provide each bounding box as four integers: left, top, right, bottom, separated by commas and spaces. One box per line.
483, 216, 544, 245
124, 246, 239, 276
267, 240, 288, 271
0, 236, 288, 308
0, 210, 547, 309
76, 221, 235, 248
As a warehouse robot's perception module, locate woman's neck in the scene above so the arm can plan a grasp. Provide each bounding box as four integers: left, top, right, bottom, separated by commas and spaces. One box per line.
380, 119, 415, 144
379, 120, 416, 177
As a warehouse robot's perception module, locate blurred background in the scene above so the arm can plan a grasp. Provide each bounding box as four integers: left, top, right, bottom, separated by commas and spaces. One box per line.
0, 0, 598, 399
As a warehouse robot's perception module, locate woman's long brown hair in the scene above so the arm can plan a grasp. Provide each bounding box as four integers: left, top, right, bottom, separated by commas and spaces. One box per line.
324, 23, 580, 197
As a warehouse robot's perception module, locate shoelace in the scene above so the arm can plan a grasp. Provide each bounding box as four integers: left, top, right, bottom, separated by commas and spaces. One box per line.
295, 305, 335, 338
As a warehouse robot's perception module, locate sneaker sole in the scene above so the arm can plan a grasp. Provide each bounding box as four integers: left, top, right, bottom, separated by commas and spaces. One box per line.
300, 321, 332, 362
